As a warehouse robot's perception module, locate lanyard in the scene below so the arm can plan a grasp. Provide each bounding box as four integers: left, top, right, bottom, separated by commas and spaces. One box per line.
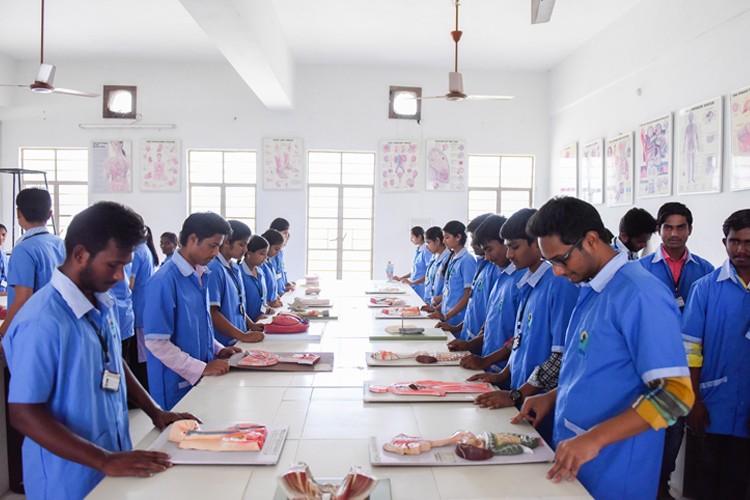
249, 271, 264, 300
224, 263, 244, 301
472, 259, 489, 286
84, 312, 110, 365
21, 230, 49, 241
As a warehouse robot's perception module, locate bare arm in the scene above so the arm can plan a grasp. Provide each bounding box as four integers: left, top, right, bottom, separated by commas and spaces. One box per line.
210, 307, 263, 343
444, 288, 471, 321
0, 285, 33, 337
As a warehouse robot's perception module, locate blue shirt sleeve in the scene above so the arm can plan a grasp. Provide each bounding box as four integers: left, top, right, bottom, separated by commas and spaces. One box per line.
460, 255, 477, 289
143, 274, 177, 340
4, 314, 61, 403
6, 246, 36, 289
206, 260, 224, 307
680, 278, 708, 344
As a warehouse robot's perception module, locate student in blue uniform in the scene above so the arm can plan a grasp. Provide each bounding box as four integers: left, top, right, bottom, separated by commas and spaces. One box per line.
159, 232, 178, 264
612, 207, 657, 260
261, 229, 285, 309
240, 235, 272, 321
2, 201, 198, 499
144, 212, 242, 410
207, 220, 264, 346
421, 226, 450, 310
681, 209, 750, 500
393, 226, 430, 298
470, 209, 578, 444
0, 223, 7, 294
513, 197, 694, 500
427, 221, 477, 326
637, 202, 714, 496
270, 217, 295, 293
112, 262, 135, 343
126, 232, 157, 390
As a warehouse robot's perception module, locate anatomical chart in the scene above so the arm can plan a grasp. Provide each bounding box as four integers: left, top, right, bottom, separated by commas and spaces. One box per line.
730, 86, 750, 191
425, 139, 466, 191
141, 139, 180, 192
637, 114, 673, 198
676, 97, 722, 194
90, 140, 132, 193
379, 140, 420, 191
557, 142, 577, 197
580, 139, 604, 205
263, 138, 304, 190
605, 133, 634, 206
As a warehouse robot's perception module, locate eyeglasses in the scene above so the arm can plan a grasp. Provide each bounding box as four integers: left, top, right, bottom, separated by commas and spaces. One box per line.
545, 236, 584, 268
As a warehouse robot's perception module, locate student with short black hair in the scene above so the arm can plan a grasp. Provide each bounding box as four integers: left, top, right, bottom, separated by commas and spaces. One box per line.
421, 226, 450, 310
393, 226, 431, 298
144, 212, 242, 410
2, 201, 199, 498
160, 232, 178, 263
613, 207, 657, 260
269, 217, 295, 292
261, 229, 285, 309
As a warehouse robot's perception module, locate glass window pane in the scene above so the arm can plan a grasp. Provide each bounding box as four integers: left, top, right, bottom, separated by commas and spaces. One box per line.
500, 190, 532, 216
308, 152, 342, 184
190, 186, 221, 213
468, 190, 497, 221
341, 153, 375, 185
224, 151, 256, 184
468, 156, 500, 188
225, 186, 255, 220
501, 156, 534, 188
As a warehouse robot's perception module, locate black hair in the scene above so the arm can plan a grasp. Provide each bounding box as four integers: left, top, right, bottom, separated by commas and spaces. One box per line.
500, 208, 537, 244
474, 215, 508, 246
723, 209, 750, 237
442, 220, 467, 246
0, 223, 6, 232
261, 228, 285, 247
228, 220, 252, 243
144, 226, 160, 266
619, 208, 657, 238
270, 217, 290, 232
410, 226, 425, 239
65, 202, 145, 259
179, 212, 232, 246
657, 202, 693, 227
160, 231, 178, 244
16, 188, 52, 224
467, 213, 492, 233
526, 197, 609, 244
425, 226, 444, 243
247, 234, 270, 252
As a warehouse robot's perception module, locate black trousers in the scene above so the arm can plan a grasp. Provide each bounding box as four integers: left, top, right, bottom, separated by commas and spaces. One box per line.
692, 432, 750, 500
3, 365, 24, 493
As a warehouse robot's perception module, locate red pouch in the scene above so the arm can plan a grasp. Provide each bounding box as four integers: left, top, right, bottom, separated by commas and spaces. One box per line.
264, 313, 310, 334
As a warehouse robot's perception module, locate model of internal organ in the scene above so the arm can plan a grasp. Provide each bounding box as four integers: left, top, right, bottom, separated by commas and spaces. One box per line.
374, 286, 401, 293
296, 309, 330, 318
383, 431, 540, 459
237, 350, 320, 367
305, 287, 321, 295
292, 297, 331, 308
368, 380, 493, 396
370, 351, 467, 363
304, 275, 320, 286
278, 462, 378, 500
167, 420, 267, 451
369, 297, 405, 307
380, 306, 421, 316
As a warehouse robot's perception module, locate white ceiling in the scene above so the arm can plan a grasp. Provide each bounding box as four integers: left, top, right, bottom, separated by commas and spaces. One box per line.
0, 0, 642, 71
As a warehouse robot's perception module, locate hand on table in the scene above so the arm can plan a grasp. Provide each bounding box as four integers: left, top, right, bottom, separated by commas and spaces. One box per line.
285, 283, 295, 292
203, 359, 230, 376
248, 323, 265, 332
447, 338, 469, 352
427, 312, 444, 320
420, 304, 435, 312
546, 433, 603, 483
459, 354, 486, 370
99, 450, 173, 478
241, 330, 265, 343
511, 391, 556, 427
151, 410, 201, 430
466, 372, 500, 384
474, 390, 514, 409
435, 321, 459, 333
216, 346, 242, 359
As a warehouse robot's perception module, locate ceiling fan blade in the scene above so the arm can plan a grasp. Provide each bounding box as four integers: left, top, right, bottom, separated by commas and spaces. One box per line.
0, 84, 29, 88
465, 95, 515, 101
52, 87, 100, 98
415, 95, 450, 101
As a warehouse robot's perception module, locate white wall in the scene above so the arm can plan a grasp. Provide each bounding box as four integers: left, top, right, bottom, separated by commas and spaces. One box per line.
0, 61, 549, 279
549, 0, 750, 265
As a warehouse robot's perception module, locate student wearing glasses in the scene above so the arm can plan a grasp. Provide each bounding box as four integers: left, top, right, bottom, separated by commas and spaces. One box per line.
513, 197, 693, 500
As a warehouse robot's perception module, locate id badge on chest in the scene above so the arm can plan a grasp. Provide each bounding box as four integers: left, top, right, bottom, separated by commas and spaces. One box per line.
102, 370, 121, 392
261, 303, 270, 314
675, 296, 685, 308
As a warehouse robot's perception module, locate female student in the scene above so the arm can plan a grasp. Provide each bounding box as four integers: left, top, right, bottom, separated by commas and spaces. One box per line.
261, 229, 285, 309
270, 217, 295, 292
393, 226, 430, 299
240, 235, 273, 321
428, 221, 477, 326
421, 226, 450, 311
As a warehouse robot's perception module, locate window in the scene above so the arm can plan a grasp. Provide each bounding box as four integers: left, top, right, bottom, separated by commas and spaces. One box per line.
467, 155, 534, 220
20, 147, 88, 236
307, 151, 375, 280
388, 86, 422, 121
187, 150, 257, 231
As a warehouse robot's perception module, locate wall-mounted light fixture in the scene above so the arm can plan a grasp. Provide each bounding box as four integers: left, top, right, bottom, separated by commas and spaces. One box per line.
102, 85, 137, 119
388, 86, 422, 121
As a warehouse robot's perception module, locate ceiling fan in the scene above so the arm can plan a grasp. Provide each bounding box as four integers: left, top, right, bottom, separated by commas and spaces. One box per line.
0, 0, 98, 97
419, 0, 514, 102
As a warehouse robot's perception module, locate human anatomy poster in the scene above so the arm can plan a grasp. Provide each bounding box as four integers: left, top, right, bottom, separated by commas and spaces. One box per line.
580, 139, 604, 205
263, 138, 304, 190
557, 142, 577, 197
379, 140, 420, 191
605, 133, 634, 206
730, 86, 750, 191
637, 114, 672, 198
676, 97, 722, 194
90, 140, 132, 193
425, 139, 466, 191
141, 139, 180, 192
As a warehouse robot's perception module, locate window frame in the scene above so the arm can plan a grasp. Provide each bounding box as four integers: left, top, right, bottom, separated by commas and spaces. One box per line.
467, 154, 535, 219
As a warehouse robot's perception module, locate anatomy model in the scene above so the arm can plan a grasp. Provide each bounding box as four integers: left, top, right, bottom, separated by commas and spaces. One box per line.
383, 431, 541, 460
235, 350, 320, 367
369, 297, 405, 307
379, 306, 421, 317
167, 420, 267, 451
368, 380, 493, 396
370, 350, 467, 364
278, 462, 378, 500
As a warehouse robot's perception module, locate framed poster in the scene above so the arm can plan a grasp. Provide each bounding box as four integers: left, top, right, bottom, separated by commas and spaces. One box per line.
557, 142, 578, 197
580, 139, 604, 205
605, 132, 634, 206
425, 139, 466, 191
676, 97, 722, 194
263, 138, 304, 190
90, 139, 132, 193
141, 139, 180, 192
637, 114, 672, 198
379, 140, 420, 191
729, 86, 750, 191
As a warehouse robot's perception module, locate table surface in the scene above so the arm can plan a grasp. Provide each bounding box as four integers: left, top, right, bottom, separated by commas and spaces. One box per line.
89, 279, 591, 499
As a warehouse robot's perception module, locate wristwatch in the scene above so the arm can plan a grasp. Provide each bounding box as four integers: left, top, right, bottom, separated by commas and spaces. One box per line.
509, 389, 524, 405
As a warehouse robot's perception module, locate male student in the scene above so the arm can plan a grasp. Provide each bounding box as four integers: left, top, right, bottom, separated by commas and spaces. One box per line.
144, 212, 242, 410
468, 208, 579, 444
159, 231, 178, 263
514, 196, 693, 500
269, 217, 295, 292
207, 219, 264, 346
2, 201, 198, 499
638, 201, 714, 496
681, 209, 750, 499
612, 207, 657, 260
